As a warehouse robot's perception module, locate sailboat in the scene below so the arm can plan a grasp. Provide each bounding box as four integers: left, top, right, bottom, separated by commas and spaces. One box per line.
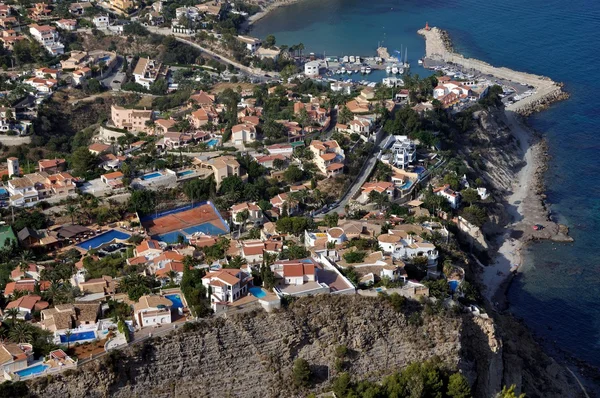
403, 47, 410, 69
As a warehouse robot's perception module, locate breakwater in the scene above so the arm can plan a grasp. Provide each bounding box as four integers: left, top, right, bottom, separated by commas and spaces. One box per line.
418, 27, 569, 115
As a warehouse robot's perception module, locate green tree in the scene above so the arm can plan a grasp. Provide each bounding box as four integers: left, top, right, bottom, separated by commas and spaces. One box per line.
70, 147, 99, 178
497, 385, 526, 398
324, 213, 339, 228
447, 373, 472, 398
64, 330, 73, 351
283, 165, 304, 184
264, 34, 276, 48
128, 190, 157, 216
461, 188, 479, 206
292, 358, 312, 388
64, 204, 80, 225
4, 308, 19, 324
338, 106, 354, 124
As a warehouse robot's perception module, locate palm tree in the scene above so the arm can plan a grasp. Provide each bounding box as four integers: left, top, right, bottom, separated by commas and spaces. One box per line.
64, 204, 79, 225
166, 270, 178, 285
64, 330, 72, 351
235, 209, 250, 233
9, 322, 33, 344
4, 308, 19, 324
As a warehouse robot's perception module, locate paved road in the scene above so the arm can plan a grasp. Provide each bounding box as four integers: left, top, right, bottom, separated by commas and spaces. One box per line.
324, 129, 393, 215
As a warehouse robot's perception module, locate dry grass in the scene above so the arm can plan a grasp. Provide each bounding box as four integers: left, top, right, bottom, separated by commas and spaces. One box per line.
210, 82, 254, 94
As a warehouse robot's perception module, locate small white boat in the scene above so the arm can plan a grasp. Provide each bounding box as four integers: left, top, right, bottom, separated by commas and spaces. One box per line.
391, 64, 399, 74
360, 66, 366, 74
349, 56, 355, 63
347, 69, 353, 75
343, 56, 349, 63
336, 69, 343, 75
386, 65, 392, 74
355, 56, 361, 64
418, 59, 423, 65
340, 67, 346, 74
365, 66, 372, 74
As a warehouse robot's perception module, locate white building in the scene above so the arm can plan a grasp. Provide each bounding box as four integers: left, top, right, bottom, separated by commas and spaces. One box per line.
133, 295, 173, 328
231, 123, 256, 145
133, 58, 165, 89
271, 261, 316, 286
230, 202, 263, 226
304, 61, 320, 77
175, 6, 200, 21
266, 143, 294, 158
378, 231, 438, 266
202, 269, 252, 312
390, 135, 416, 169
309, 140, 345, 177
237, 35, 261, 52
7, 157, 18, 178
434, 184, 461, 209
29, 24, 64, 55
93, 15, 109, 29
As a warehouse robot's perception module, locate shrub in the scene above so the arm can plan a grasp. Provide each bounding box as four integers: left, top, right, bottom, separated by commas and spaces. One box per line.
292, 358, 311, 387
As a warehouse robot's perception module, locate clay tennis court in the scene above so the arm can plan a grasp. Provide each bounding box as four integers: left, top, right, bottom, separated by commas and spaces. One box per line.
141, 202, 229, 243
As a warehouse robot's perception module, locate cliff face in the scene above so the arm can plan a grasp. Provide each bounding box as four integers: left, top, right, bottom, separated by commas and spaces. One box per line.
27, 296, 486, 398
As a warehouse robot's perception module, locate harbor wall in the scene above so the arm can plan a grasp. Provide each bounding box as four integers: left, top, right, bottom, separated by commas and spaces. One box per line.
418, 27, 569, 115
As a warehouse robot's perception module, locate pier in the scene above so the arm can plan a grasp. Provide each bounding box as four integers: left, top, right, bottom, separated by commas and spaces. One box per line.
417, 26, 568, 115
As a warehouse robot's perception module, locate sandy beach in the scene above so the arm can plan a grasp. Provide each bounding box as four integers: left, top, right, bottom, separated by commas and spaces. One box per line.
248, 0, 305, 25
418, 26, 571, 308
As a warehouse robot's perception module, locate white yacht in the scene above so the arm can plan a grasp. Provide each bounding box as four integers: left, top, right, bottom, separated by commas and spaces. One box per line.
418, 58, 423, 65
340, 67, 346, 74
349, 56, 355, 63
391, 64, 399, 74
386, 65, 392, 74
343, 56, 349, 63
360, 66, 366, 74
365, 66, 372, 74
347, 69, 353, 75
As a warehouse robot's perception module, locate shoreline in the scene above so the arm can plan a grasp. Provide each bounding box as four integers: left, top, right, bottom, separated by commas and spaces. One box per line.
417, 26, 571, 307
247, 0, 306, 25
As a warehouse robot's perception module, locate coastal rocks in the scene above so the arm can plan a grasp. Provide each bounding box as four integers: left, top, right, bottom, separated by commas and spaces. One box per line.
515, 88, 571, 117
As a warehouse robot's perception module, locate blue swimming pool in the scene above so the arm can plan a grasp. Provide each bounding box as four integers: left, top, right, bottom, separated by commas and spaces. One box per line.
76, 229, 131, 250
143, 172, 163, 180
177, 170, 195, 177
449, 280, 460, 293
207, 138, 219, 147
413, 166, 426, 175
0, 188, 7, 197
165, 294, 184, 309
60, 330, 96, 343
399, 180, 413, 190
249, 287, 266, 299
14, 363, 49, 378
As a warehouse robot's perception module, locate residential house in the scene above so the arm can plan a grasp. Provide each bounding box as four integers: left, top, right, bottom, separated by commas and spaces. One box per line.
266, 143, 293, 158
111, 0, 134, 12
93, 15, 109, 29
274, 262, 316, 286
237, 35, 261, 52
377, 231, 438, 266
69, 2, 93, 15
155, 118, 177, 134
230, 202, 263, 226
78, 275, 115, 295
433, 184, 461, 209
4, 295, 47, 319
195, 1, 221, 17
72, 67, 92, 85
40, 303, 100, 332
4, 279, 36, 297
359, 181, 395, 204
88, 143, 111, 155
135, 239, 163, 258
231, 123, 256, 145
24, 77, 57, 93
189, 90, 214, 106
8, 172, 76, 207
17, 228, 40, 247
111, 105, 153, 132
201, 268, 253, 311
60, 50, 89, 69
100, 171, 124, 188
304, 60, 320, 77
55, 19, 77, 31
0, 343, 33, 374
269, 192, 298, 217
38, 158, 66, 173
35, 67, 60, 80
255, 154, 286, 168
0, 30, 25, 50
134, 295, 173, 328
390, 135, 416, 169
29, 24, 64, 55
175, 6, 200, 21
194, 155, 242, 189
133, 58, 166, 89
309, 140, 345, 177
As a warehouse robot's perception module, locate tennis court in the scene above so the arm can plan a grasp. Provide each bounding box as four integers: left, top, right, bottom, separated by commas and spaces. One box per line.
141, 202, 229, 243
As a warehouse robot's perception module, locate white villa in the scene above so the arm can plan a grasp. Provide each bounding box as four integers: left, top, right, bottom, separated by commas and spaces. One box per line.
390, 135, 416, 169
134, 295, 173, 328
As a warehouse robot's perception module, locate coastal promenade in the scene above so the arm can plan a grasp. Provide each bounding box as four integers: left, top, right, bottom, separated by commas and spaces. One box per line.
418, 27, 568, 116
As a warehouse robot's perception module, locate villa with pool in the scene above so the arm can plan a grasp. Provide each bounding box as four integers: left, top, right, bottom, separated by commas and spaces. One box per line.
133, 291, 189, 328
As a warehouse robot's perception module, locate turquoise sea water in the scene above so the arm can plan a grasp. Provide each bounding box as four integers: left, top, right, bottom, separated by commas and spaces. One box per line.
253, 0, 600, 366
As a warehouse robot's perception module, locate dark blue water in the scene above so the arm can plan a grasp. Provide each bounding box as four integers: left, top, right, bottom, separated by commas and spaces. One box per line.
253, 0, 600, 366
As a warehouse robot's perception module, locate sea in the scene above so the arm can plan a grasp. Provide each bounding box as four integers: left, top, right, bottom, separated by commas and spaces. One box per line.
252, 0, 600, 368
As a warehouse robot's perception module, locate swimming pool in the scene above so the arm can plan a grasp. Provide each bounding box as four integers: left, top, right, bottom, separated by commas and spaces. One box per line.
165, 294, 184, 309
249, 287, 266, 299
206, 138, 219, 147
0, 188, 7, 197
413, 166, 426, 175
60, 330, 96, 343
14, 363, 49, 378
76, 229, 131, 250
448, 280, 460, 293
177, 170, 195, 178
143, 172, 163, 180
399, 180, 413, 190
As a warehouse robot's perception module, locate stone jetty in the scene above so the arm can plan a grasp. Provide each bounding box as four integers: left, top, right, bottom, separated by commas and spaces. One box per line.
418, 26, 569, 115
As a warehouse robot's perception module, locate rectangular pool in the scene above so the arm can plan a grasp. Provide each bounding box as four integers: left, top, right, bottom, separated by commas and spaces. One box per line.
15, 364, 49, 378
60, 330, 96, 343
143, 172, 163, 180
177, 170, 195, 178
76, 230, 131, 250
165, 294, 184, 309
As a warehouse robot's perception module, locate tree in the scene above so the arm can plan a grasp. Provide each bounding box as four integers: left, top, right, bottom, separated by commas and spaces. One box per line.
9, 322, 34, 344
497, 385, 526, 398
338, 106, 354, 124
272, 158, 286, 170
128, 189, 156, 216
64, 330, 73, 351
4, 308, 19, 324
324, 213, 339, 228
64, 204, 80, 225
70, 147, 99, 178
447, 373, 472, 398
461, 188, 479, 206
166, 270, 178, 285
264, 34, 276, 48
292, 358, 311, 387
283, 165, 304, 184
